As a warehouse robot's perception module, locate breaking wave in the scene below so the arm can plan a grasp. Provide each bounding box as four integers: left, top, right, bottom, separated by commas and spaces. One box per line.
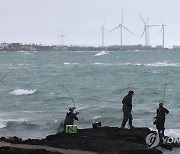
92, 62, 180, 67
5, 121, 40, 130
10, 89, 36, 96
95, 51, 109, 56
145, 62, 180, 67
165, 129, 180, 138
64, 62, 79, 65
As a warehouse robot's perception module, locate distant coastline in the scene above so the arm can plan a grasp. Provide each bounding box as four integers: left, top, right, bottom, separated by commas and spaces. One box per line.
0, 42, 180, 52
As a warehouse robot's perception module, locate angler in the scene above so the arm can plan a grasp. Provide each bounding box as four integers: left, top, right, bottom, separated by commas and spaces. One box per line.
63, 107, 79, 131
154, 103, 169, 138
56, 82, 79, 133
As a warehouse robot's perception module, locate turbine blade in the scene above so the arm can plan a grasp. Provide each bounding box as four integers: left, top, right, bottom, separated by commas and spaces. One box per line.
158, 27, 163, 36
148, 25, 160, 27
58, 35, 63, 38
140, 28, 146, 39
64, 35, 68, 39
109, 25, 120, 33
138, 14, 146, 25
104, 27, 108, 33
121, 8, 123, 24
122, 25, 134, 35
103, 18, 107, 26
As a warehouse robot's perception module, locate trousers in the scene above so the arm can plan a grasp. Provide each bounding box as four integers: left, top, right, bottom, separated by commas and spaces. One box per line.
121, 104, 132, 127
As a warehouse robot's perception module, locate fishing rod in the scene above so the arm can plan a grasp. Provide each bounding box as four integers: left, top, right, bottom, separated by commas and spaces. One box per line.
162, 67, 168, 103
57, 81, 76, 108
0, 68, 14, 82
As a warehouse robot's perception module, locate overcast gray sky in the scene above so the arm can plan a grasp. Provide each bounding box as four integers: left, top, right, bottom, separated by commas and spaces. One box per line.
0, 0, 180, 48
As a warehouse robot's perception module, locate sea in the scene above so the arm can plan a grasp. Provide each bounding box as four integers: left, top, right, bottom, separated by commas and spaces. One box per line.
0, 50, 180, 153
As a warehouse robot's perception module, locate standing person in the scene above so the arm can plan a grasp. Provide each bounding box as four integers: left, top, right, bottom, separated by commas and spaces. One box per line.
63, 107, 79, 131
121, 90, 134, 129
155, 103, 169, 138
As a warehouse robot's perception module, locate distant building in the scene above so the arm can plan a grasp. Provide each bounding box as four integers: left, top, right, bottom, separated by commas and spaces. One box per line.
8, 43, 21, 50
53, 45, 68, 51
0, 43, 9, 49
173, 45, 180, 49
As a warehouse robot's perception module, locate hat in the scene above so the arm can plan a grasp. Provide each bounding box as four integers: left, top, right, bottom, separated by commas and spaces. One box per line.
128, 90, 134, 94
69, 107, 75, 112
159, 103, 163, 106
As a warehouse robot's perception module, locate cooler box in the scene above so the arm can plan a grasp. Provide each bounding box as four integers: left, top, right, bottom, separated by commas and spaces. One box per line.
65, 125, 77, 133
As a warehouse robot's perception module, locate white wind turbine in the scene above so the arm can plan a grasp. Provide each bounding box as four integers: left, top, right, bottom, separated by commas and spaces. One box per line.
109, 9, 134, 46
139, 14, 159, 46
58, 31, 67, 46
159, 23, 167, 48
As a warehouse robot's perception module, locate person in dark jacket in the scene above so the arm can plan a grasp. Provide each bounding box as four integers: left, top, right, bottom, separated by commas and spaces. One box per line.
155, 103, 169, 138
64, 107, 78, 130
121, 90, 134, 129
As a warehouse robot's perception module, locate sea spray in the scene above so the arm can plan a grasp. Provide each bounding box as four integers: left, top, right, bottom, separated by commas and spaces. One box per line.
10, 89, 36, 96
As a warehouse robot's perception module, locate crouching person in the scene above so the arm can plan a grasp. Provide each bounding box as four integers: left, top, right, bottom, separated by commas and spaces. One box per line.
64, 107, 78, 131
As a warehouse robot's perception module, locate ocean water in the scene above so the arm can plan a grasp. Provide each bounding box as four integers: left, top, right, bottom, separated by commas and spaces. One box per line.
0, 50, 180, 153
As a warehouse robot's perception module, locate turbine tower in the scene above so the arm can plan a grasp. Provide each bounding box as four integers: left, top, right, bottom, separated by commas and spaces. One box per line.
58, 31, 67, 46
159, 23, 167, 48
139, 14, 159, 46
109, 9, 134, 47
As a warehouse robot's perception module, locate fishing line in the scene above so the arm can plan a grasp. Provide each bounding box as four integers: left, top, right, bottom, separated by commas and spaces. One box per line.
0, 67, 14, 82
162, 67, 168, 103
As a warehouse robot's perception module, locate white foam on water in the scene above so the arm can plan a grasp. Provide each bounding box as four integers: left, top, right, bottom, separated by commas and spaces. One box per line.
18, 63, 29, 66
165, 129, 180, 138
125, 62, 131, 65
145, 62, 180, 67
0, 121, 6, 128
94, 62, 112, 66
153, 71, 160, 74
10, 89, 36, 96
24, 52, 30, 55
150, 128, 180, 138
133, 63, 142, 66
95, 51, 109, 56
17, 51, 30, 53
21, 110, 45, 113
0, 117, 30, 128
94, 115, 102, 119
64, 62, 79, 65
94, 63, 103, 65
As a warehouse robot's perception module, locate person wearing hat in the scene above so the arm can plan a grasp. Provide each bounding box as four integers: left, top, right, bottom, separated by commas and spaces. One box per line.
63, 107, 78, 130
121, 90, 134, 129
155, 103, 169, 138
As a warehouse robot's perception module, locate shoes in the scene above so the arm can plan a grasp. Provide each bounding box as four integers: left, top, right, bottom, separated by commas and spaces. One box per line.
129, 125, 135, 129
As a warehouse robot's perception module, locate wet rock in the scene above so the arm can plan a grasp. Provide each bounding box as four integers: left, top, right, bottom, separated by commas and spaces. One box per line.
0, 127, 163, 154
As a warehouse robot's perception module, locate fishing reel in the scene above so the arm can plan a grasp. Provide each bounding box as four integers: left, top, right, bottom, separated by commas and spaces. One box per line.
74, 109, 79, 115
76, 111, 80, 114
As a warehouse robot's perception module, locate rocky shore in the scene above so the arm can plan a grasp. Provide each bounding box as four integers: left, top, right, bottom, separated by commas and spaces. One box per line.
0, 127, 173, 154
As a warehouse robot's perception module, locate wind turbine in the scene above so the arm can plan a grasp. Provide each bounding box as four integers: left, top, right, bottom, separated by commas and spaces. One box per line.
159, 23, 167, 48
101, 20, 107, 47
58, 31, 67, 46
139, 14, 159, 46
109, 9, 134, 47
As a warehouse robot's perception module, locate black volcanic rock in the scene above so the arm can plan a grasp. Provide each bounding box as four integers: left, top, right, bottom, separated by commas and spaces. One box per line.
0, 127, 163, 154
